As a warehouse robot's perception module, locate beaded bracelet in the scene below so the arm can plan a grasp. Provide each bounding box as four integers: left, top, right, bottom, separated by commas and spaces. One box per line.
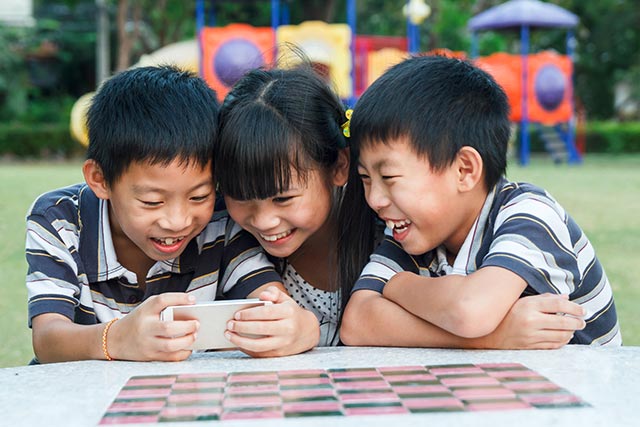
102, 318, 118, 361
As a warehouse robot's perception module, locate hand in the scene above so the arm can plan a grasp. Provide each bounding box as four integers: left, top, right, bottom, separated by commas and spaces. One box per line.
107, 293, 200, 361
225, 286, 320, 357
483, 293, 586, 349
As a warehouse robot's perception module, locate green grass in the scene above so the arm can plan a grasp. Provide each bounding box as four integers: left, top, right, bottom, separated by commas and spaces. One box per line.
507, 155, 640, 347
0, 161, 84, 367
0, 155, 638, 368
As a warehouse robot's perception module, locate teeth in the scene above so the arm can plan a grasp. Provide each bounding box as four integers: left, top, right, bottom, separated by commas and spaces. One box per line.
156, 237, 184, 245
260, 230, 292, 242
385, 219, 412, 232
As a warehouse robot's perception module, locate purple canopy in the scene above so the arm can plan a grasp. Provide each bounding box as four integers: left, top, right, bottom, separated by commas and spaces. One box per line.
468, 0, 578, 31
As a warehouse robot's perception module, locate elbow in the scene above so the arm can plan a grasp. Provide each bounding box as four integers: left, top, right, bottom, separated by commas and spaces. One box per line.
31, 329, 52, 364
444, 299, 499, 338
339, 307, 360, 345
339, 299, 371, 346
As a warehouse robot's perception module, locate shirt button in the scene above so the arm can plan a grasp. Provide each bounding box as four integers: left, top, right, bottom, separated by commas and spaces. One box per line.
128, 295, 139, 304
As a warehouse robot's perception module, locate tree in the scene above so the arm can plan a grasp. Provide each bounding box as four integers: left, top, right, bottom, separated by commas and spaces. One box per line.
558, 0, 640, 119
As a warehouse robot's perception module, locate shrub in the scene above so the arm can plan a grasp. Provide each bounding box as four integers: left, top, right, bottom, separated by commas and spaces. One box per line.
0, 122, 84, 158
519, 121, 640, 155
583, 121, 640, 153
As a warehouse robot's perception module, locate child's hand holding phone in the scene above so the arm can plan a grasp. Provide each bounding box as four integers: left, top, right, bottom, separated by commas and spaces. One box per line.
224, 286, 321, 357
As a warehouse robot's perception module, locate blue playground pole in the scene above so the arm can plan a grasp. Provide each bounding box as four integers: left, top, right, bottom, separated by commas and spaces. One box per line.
271, 0, 280, 30
271, 0, 280, 58
405, 1, 419, 55
347, 0, 357, 107
196, 0, 205, 33
208, 0, 216, 26
470, 32, 478, 59
282, 1, 290, 25
196, 0, 205, 78
566, 29, 581, 164
520, 25, 530, 166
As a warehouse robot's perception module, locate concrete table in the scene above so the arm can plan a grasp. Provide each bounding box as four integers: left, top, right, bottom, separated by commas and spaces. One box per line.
0, 346, 637, 426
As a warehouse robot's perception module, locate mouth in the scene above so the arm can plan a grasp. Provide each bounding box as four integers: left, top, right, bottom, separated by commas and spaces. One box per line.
385, 219, 412, 234
151, 236, 186, 247
259, 229, 293, 242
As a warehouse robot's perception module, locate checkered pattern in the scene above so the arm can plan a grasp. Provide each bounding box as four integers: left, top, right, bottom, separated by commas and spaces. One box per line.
100, 363, 588, 424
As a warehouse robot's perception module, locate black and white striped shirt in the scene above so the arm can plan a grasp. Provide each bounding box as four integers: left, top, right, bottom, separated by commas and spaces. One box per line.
353, 179, 621, 346
26, 184, 280, 326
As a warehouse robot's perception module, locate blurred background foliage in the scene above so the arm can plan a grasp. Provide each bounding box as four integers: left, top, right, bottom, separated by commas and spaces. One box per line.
0, 0, 638, 158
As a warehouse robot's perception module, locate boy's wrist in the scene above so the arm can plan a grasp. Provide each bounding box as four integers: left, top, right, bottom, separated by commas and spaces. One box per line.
102, 318, 118, 360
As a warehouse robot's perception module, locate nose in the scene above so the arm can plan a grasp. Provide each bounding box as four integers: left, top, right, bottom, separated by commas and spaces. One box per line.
365, 180, 390, 214
249, 204, 280, 231
158, 201, 192, 232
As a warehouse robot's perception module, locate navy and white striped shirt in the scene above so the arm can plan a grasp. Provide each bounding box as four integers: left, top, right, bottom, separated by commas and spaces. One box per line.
26, 184, 280, 326
353, 179, 621, 346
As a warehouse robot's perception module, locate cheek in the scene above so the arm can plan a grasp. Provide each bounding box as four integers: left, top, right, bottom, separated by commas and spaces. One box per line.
225, 202, 251, 226
195, 201, 215, 221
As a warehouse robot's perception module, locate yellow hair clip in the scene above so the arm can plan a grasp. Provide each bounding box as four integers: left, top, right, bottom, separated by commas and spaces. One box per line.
341, 109, 353, 138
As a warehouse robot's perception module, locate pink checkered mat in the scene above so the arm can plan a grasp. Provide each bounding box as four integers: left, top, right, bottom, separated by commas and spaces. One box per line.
100, 363, 588, 424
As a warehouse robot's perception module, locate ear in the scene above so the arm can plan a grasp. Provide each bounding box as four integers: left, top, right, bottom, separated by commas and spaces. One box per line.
331, 148, 350, 187
455, 146, 484, 193
82, 159, 110, 200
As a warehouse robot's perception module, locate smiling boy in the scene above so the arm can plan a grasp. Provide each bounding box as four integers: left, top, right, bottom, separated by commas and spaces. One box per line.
340, 55, 621, 347
25, 66, 318, 363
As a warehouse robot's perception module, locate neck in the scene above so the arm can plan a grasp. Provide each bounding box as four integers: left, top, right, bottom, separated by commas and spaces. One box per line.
444, 186, 490, 259
109, 210, 154, 289
287, 217, 337, 292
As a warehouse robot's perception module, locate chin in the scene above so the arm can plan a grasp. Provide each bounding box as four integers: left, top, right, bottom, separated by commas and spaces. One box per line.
401, 241, 432, 256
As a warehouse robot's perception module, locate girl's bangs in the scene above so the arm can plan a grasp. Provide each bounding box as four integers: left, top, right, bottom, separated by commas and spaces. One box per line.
217, 105, 308, 200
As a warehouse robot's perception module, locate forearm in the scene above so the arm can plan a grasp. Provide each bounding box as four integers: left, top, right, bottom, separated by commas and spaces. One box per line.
32, 314, 107, 363
383, 268, 527, 338
341, 291, 483, 348
382, 272, 474, 336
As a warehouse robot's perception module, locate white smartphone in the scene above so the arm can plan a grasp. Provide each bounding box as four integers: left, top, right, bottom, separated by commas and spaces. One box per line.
160, 298, 271, 350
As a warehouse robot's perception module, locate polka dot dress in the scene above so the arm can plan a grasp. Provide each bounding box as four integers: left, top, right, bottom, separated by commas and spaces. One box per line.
282, 263, 340, 347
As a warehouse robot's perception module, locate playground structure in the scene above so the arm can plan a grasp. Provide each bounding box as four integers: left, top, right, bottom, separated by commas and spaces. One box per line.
71, 0, 582, 166
469, 0, 582, 165
194, 0, 422, 104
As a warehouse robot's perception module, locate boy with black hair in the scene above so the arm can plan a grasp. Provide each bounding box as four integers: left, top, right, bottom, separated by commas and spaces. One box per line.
26, 66, 319, 363
340, 55, 621, 347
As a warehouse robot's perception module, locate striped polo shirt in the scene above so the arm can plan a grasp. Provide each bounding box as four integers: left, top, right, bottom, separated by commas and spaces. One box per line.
26, 184, 280, 326
353, 178, 622, 346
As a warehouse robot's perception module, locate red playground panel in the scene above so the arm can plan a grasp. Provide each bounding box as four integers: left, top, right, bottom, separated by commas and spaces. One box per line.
100, 363, 588, 424
354, 35, 408, 97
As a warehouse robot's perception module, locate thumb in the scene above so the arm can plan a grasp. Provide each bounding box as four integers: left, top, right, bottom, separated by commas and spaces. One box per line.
259, 285, 291, 304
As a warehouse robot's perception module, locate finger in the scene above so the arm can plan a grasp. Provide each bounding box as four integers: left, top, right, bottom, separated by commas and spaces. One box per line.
530, 329, 575, 345
155, 332, 198, 354
523, 340, 568, 350
535, 311, 586, 331
509, 330, 573, 350
156, 319, 200, 339
147, 292, 196, 313
546, 300, 586, 319
225, 330, 281, 353
235, 300, 296, 321
156, 348, 194, 362
228, 318, 295, 338
530, 294, 585, 318
257, 286, 281, 303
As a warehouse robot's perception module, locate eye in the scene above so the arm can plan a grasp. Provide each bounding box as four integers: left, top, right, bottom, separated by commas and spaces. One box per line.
191, 193, 212, 202
140, 200, 162, 207
357, 170, 370, 181
272, 196, 293, 204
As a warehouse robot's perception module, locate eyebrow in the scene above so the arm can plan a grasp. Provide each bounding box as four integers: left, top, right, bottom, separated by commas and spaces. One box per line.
358, 158, 396, 172
132, 180, 213, 194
